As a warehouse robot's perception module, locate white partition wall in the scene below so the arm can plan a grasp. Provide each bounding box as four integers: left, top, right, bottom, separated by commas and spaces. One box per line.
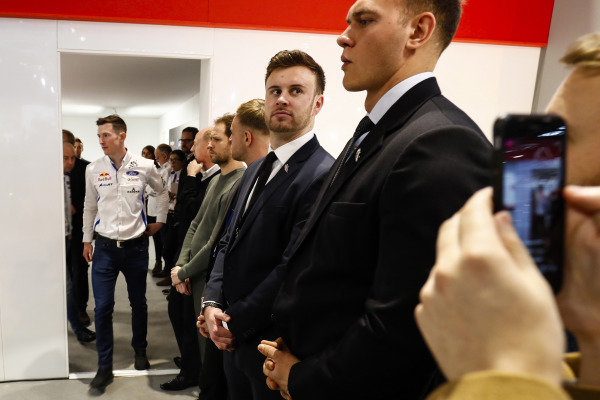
0, 19, 68, 380
0, 17, 543, 381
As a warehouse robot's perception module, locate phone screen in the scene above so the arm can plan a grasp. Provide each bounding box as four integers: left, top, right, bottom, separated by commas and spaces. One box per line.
496, 119, 566, 292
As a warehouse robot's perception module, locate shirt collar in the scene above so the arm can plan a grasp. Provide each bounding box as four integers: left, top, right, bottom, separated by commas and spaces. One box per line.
368, 72, 435, 125
106, 151, 132, 171
269, 131, 315, 166
202, 164, 220, 180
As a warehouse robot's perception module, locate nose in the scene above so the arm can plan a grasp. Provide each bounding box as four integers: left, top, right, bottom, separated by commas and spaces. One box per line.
207, 141, 214, 149
276, 93, 289, 106
337, 28, 353, 48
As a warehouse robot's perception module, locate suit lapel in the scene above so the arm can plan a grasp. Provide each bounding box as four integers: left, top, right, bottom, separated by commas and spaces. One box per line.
293, 78, 442, 251
230, 136, 320, 249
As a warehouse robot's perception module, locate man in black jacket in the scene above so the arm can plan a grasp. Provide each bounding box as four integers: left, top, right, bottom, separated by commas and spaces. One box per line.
202, 50, 335, 400
258, 1, 492, 399
62, 129, 91, 326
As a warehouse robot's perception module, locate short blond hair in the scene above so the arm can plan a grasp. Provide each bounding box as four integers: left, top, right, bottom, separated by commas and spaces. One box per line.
561, 32, 600, 72
236, 99, 268, 135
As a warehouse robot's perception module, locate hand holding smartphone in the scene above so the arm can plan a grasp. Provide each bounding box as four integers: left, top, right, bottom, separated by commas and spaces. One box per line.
492, 114, 567, 293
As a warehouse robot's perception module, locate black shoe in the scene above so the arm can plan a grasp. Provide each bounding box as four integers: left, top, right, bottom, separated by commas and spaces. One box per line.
151, 261, 163, 276
156, 277, 171, 286
160, 374, 198, 391
76, 327, 96, 343
79, 310, 91, 327
154, 269, 169, 278
134, 349, 150, 370
162, 288, 170, 295
173, 356, 182, 369
89, 367, 113, 395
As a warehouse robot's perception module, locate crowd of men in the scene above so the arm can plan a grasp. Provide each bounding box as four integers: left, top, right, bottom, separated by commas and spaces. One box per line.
58, 0, 600, 399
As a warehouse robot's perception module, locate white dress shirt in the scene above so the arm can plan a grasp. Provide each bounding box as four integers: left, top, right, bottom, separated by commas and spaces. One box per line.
244, 131, 314, 214
201, 163, 220, 181
355, 72, 435, 147
82, 151, 169, 242
167, 169, 182, 211
146, 161, 171, 217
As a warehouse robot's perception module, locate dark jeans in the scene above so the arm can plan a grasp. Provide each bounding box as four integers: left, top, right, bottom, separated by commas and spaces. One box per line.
92, 236, 149, 368
167, 286, 202, 380
66, 237, 84, 334
70, 234, 89, 314
147, 215, 163, 263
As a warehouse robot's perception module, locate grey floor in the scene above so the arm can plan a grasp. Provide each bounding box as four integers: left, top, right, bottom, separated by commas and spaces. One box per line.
0, 240, 198, 399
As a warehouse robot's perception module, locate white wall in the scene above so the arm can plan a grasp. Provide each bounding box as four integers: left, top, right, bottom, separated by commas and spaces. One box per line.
63, 115, 161, 162
0, 19, 68, 381
0, 17, 543, 381
534, 0, 600, 112
158, 93, 200, 145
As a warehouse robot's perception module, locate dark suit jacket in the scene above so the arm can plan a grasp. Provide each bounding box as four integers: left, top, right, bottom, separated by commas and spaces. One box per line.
272, 78, 492, 400
204, 136, 334, 377
69, 157, 90, 240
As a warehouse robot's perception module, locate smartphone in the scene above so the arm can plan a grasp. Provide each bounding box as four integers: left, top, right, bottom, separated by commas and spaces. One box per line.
492, 114, 566, 293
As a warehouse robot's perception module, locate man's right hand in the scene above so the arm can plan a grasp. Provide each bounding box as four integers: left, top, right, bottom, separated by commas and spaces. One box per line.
83, 242, 93, 263
187, 160, 204, 176
204, 306, 235, 351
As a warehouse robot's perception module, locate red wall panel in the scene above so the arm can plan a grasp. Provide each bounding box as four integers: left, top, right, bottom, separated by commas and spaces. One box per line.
0, 0, 555, 47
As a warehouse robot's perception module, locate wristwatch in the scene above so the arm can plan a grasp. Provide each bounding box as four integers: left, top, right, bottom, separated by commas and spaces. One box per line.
201, 300, 223, 315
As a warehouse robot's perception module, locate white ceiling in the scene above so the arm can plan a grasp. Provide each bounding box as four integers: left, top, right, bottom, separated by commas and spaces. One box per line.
60, 53, 201, 118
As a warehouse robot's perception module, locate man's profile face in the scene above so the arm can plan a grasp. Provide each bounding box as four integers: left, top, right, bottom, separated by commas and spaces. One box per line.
74, 141, 83, 158
180, 131, 195, 154
230, 116, 247, 161
192, 130, 211, 164
547, 69, 600, 186
97, 123, 124, 158
63, 143, 76, 173
265, 66, 322, 136
207, 123, 232, 165
337, 0, 410, 94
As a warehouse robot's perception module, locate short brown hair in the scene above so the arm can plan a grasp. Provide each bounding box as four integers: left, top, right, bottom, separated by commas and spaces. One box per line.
156, 143, 172, 157
561, 32, 600, 72
236, 99, 268, 134
96, 114, 127, 133
214, 114, 236, 138
62, 129, 75, 144
75, 138, 82, 144
265, 50, 326, 95
182, 126, 199, 138
403, 0, 462, 52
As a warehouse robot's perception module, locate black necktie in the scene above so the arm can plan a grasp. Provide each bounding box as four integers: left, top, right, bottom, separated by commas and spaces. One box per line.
243, 151, 278, 218
330, 116, 374, 187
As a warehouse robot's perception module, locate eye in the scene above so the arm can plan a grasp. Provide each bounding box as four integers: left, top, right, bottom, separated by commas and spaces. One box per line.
292, 88, 302, 95
359, 18, 373, 26
271, 89, 281, 96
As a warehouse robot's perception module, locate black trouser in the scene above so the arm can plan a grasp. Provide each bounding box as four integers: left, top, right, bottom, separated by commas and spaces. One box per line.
162, 213, 179, 274
167, 286, 201, 381
147, 215, 164, 264
70, 233, 89, 315
199, 339, 228, 400
223, 350, 281, 400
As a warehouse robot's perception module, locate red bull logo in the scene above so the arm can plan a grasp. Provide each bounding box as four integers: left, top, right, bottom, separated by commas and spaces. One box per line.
98, 172, 111, 182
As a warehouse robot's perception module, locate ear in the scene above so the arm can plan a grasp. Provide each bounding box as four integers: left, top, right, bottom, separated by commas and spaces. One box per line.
406, 12, 436, 50
312, 94, 325, 117
120, 131, 127, 142
244, 130, 253, 147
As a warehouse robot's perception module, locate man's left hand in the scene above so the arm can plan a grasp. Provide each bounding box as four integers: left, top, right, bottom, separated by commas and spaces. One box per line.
171, 266, 183, 285
145, 222, 163, 236
258, 337, 299, 399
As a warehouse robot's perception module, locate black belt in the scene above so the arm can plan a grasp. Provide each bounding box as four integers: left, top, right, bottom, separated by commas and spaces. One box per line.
95, 234, 146, 248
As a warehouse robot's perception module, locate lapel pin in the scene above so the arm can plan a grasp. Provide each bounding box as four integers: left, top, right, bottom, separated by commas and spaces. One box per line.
284, 164, 289, 173
355, 148, 362, 162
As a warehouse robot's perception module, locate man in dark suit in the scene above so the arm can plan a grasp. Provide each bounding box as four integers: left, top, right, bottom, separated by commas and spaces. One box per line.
62, 130, 91, 326
202, 50, 335, 400
258, 1, 492, 399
